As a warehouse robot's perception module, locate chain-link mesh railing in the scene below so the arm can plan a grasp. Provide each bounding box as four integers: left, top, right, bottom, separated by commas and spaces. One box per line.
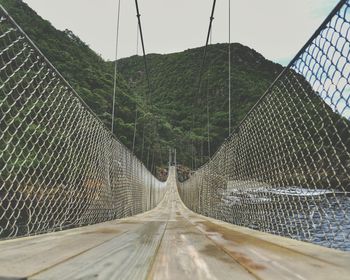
179, 0, 350, 251
0, 6, 167, 239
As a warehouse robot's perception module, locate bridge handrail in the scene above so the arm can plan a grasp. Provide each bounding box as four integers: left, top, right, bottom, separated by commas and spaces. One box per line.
0, 5, 166, 239
179, 0, 350, 251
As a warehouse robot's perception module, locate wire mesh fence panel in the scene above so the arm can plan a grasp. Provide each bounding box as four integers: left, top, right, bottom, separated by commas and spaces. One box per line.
179, 0, 350, 251
0, 6, 167, 239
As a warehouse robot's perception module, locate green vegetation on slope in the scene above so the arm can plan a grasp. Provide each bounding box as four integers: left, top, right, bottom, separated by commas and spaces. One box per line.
118, 45, 283, 167
0, 0, 138, 145
0, 0, 284, 172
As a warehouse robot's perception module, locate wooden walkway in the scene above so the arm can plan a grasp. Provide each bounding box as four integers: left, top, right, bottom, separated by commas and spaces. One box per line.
0, 169, 349, 280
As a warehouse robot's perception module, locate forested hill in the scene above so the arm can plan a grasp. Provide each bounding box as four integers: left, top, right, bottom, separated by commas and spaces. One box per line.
0, 0, 284, 172
118, 44, 283, 167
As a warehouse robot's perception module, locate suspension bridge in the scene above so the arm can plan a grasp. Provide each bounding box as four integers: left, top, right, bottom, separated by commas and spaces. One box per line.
0, 0, 350, 279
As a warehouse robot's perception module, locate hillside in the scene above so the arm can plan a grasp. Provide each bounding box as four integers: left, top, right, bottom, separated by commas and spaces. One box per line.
0, 0, 284, 171
0, 0, 143, 142
118, 45, 283, 167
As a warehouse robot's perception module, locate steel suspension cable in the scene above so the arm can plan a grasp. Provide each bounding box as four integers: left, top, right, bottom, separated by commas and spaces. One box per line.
206, 76, 211, 159
132, 108, 138, 153
141, 125, 146, 161
111, 0, 122, 134
191, 0, 217, 169
136, 21, 139, 55
132, 17, 141, 154
195, 0, 217, 98
135, 0, 152, 100
134, 0, 158, 169
228, 0, 231, 136
207, 30, 212, 159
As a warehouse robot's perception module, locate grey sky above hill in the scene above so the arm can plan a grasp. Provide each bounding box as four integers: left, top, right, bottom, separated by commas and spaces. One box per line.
23, 0, 339, 65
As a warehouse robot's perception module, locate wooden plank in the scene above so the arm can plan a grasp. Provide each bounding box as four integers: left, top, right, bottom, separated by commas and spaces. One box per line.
148, 219, 256, 280
31, 221, 167, 280
195, 214, 350, 268
27, 187, 173, 279
0, 217, 159, 279
148, 180, 255, 280
172, 169, 350, 280
0, 168, 349, 280
179, 201, 350, 280
0, 183, 172, 279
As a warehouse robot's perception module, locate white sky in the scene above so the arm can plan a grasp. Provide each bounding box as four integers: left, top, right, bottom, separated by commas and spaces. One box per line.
23, 0, 339, 65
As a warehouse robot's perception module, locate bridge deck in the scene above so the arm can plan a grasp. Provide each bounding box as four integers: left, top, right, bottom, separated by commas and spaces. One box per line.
0, 171, 349, 280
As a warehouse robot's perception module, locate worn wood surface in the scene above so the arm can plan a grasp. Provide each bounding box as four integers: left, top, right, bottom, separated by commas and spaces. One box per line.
0, 168, 349, 280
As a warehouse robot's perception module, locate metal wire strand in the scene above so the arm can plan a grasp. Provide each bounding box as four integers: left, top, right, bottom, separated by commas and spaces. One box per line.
0, 5, 167, 239
179, 0, 350, 251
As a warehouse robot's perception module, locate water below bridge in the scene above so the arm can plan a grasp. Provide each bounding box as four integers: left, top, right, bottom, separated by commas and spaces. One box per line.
222, 187, 350, 250
0, 168, 349, 280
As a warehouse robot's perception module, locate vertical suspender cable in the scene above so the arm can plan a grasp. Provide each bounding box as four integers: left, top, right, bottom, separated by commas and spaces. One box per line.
168, 148, 171, 167
228, 0, 231, 136
159, 145, 163, 167
135, 0, 152, 100
206, 29, 212, 160
146, 146, 150, 168
132, 15, 141, 154
191, 0, 217, 170
136, 22, 139, 55
207, 29, 212, 159
135, 0, 155, 170
151, 150, 155, 173
207, 77, 210, 159
111, 0, 121, 134
132, 109, 138, 153
141, 126, 145, 160
196, 0, 217, 98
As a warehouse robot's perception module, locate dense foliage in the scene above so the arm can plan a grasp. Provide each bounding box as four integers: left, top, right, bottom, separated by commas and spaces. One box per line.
0, 0, 138, 141
119, 44, 283, 168
0, 0, 284, 171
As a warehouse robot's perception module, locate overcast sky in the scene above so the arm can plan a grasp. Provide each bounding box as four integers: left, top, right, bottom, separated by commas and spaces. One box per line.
23, 0, 339, 65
